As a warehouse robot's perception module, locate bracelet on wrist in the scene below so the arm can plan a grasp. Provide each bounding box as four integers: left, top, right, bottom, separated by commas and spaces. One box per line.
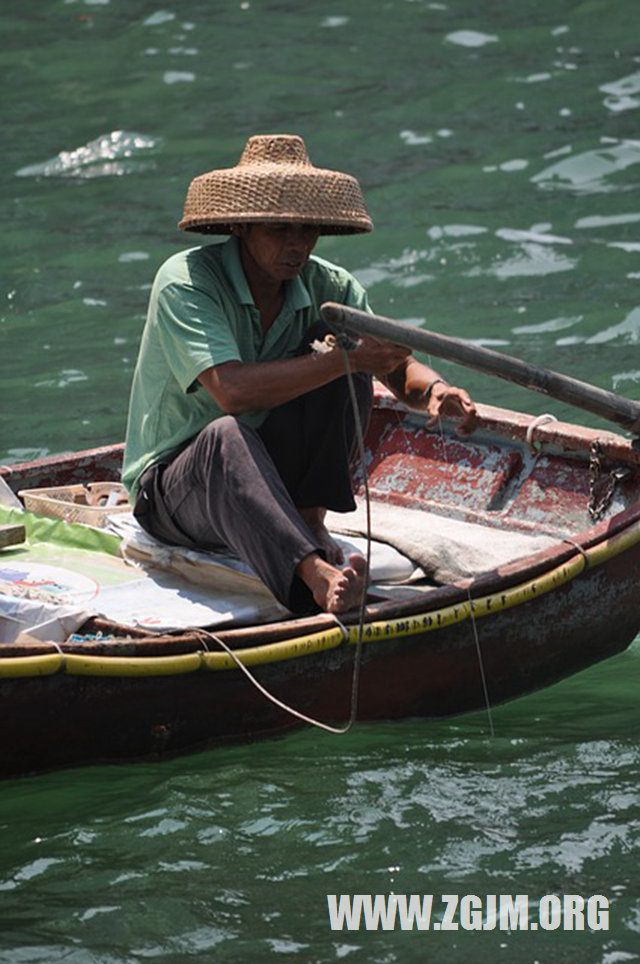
422, 378, 447, 404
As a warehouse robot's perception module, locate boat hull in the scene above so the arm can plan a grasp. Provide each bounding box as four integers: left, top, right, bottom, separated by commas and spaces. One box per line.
0, 536, 636, 778
2, 396, 640, 777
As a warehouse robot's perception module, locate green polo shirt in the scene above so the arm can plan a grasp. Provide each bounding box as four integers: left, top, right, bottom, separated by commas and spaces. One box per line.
122, 235, 370, 497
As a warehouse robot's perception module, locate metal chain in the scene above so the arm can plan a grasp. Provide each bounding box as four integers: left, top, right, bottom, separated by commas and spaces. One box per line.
588, 440, 630, 522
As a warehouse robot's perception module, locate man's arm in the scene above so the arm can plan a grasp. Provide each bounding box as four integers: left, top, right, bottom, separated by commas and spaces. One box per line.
381, 356, 478, 435
197, 335, 411, 413
198, 334, 476, 434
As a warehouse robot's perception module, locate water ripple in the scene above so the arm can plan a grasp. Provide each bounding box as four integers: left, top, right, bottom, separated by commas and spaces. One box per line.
600, 71, 640, 113
15, 131, 159, 179
532, 139, 640, 193
445, 30, 498, 47
467, 243, 577, 280
143, 11, 176, 26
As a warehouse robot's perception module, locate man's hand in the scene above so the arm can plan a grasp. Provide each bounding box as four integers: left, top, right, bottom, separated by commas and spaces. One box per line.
425, 382, 477, 436
382, 356, 478, 436
346, 334, 411, 376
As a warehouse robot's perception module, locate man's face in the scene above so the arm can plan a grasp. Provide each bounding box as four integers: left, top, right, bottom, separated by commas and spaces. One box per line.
237, 222, 321, 284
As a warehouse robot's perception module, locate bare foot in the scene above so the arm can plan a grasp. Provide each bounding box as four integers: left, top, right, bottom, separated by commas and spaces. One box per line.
297, 552, 368, 614
299, 506, 344, 565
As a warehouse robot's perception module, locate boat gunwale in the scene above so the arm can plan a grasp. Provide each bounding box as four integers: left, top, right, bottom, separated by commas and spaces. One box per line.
2, 395, 640, 484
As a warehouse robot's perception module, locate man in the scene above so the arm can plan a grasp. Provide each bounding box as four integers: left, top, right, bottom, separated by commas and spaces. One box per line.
123, 134, 475, 615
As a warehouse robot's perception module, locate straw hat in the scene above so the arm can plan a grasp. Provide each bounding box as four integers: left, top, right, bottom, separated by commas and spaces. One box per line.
178, 134, 373, 235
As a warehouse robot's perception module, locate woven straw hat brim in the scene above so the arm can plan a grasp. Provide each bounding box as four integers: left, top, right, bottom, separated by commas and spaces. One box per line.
179, 161, 373, 236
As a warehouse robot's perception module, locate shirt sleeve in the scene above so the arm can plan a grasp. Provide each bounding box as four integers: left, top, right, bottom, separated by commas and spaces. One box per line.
154, 281, 243, 393
342, 272, 372, 313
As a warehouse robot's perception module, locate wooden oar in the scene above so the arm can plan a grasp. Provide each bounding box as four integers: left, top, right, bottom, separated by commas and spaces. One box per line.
320, 301, 640, 435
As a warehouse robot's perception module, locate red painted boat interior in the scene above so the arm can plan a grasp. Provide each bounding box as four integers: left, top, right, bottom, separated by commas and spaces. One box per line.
352, 404, 640, 538
3, 395, 640, 543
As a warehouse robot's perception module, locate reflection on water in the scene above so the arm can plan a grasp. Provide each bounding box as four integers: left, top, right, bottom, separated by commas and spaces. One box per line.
532, 138, 640, 192
582, 306, 640, 345
445, 30, 499, 48
15, 131, 159, 179
575, 212, 640, 228
600, 70, 640, 112
472, 240, 577, 280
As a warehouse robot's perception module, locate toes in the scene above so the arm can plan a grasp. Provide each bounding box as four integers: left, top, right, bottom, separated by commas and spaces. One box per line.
317, 555, 369, 614
348, 553, 368, 577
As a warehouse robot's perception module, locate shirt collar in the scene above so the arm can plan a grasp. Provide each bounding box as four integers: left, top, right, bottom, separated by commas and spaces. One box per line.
221, 235, 312, 313
221, 235, 254, 306
288, 271, 312, 313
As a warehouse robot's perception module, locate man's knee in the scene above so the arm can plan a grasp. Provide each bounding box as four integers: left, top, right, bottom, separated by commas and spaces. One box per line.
197, 415, 259, 459
199, 414, 239, 440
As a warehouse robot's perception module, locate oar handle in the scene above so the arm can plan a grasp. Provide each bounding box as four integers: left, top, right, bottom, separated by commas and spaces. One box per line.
320, 301, 640, 435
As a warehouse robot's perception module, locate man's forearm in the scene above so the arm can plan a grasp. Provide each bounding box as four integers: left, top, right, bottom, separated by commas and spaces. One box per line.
198, 334, 411, 413
382, 358, 446, 409
197, 350, 349, 414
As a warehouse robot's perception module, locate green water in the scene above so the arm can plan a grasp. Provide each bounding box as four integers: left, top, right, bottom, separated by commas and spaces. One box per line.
1, 0, 639, 959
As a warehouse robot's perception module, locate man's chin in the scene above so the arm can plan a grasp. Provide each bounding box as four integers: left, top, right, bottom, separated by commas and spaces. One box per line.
279, 264, 305, 278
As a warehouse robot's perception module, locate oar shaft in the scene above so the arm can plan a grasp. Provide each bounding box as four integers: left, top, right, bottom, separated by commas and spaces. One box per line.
321, 302, 640, 434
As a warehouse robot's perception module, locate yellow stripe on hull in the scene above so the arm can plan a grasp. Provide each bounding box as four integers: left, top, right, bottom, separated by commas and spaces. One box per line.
1, 519, 638, 679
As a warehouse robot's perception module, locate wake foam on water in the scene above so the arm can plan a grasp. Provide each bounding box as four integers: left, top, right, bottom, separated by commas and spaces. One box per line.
15, 131, 159, 179
532, 138, 640, 193
600, 70, 640, 113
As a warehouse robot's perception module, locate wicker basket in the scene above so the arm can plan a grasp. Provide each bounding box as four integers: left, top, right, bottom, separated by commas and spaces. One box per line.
18, 482, 131, 528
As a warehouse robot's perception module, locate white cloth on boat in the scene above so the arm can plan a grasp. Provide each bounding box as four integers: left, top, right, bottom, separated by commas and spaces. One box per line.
0, 560, 98, 642
94, 572, 289, 632
107, 511, 416, 586
0, 572, 91, 644
95, 512, 416, 631
0, 596, 90, 643
0, 513, 415, 639
326, 500, 559, 583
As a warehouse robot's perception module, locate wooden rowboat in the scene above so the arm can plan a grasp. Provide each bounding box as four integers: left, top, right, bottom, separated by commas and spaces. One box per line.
1, 381, 640, 778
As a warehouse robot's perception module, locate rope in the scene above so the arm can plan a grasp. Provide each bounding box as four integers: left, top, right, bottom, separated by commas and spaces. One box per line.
387, 362, 493, 735
562, 537, 589, 570
423, 364, 492, 735
196, 622, 357, 735
436, 413, 449, 462
526, 413, 558, 454
466, 586, 495, 738
338, 343, 371, 727
428, 384, 490, 733
189, 341, 372, 736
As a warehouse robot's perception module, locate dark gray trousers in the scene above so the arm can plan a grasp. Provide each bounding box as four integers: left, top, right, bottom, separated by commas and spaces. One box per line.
133, 372, 372, 613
